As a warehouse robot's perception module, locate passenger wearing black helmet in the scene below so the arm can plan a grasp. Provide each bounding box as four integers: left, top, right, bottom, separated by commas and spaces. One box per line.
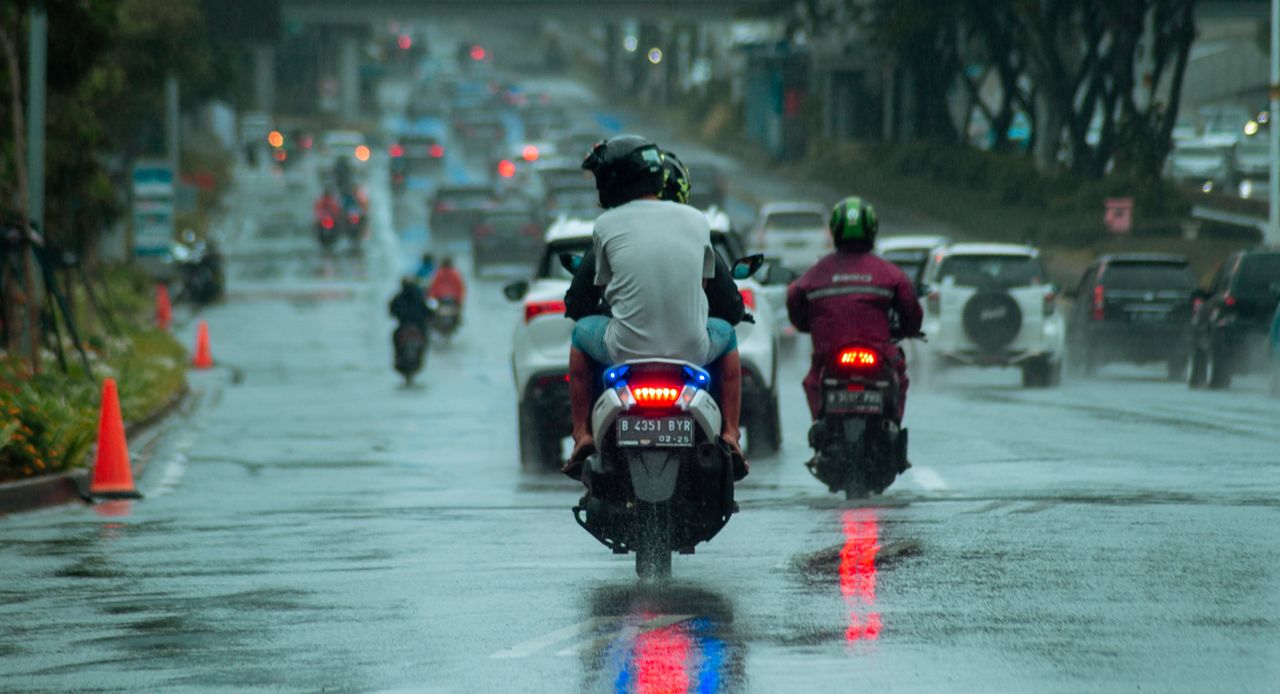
564, 136, 745, 476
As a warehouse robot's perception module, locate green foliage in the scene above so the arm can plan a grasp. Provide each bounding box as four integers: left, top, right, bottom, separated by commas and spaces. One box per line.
0, 266, 186, 482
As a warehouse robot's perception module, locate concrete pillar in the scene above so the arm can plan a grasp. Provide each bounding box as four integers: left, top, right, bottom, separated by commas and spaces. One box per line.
254, 44, 276, 114
339, 33, 360, 122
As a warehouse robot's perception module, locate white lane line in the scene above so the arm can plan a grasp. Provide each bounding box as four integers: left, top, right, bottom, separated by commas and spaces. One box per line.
907, 466, 949, 492
149, 454, 187, 498
490, 618, 609, 659
554, 614, 695, 657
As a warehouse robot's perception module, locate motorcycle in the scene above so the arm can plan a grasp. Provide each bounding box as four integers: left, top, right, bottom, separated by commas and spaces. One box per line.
341, 194, 367, 243
806, 338, 918, 499
169, 236, 224, 304
393, 322, 428, 385
428, 297, 461, 340
316, 214, 339, 250
571, 254, 764, 579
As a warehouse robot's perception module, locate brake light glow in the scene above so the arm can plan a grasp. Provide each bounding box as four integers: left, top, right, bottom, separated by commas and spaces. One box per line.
739, 288, 755, 310
397, 34, 412, 50
273, 149, 287, 162
470, 45, 486, 61
429, 144, 445, 158
1092, 285, 1105, 321
839, 348, 879, 367
321, 217, 334, 230
354, 145, 371, 162
267, 130, 284, 148
498, 159, 517, 178
524, 299, 565, 322
631, 385, 681, 407
389, 144, 404, 158
348, 213, 361, 224
1224, 292, 1236, 307
522, 145, 539, 162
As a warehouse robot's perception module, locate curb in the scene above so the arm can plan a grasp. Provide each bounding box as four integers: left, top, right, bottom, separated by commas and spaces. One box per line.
0, 384, 191, 517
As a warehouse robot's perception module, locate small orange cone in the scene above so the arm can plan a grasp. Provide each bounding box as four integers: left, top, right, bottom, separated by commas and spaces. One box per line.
192, 320, 214, 369
155, 284, 172, 330
89, 378, 142, 499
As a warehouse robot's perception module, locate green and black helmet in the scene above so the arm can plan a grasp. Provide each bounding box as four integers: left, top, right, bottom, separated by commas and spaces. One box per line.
829, 196, 879, 250
659, 150, 691, 205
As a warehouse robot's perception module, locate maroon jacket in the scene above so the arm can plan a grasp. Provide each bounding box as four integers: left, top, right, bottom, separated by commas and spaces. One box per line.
786, 250, 923, 358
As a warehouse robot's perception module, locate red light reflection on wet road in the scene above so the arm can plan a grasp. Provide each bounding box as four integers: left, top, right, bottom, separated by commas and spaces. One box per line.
840, 509, 881, 642
632, 623, 692, 694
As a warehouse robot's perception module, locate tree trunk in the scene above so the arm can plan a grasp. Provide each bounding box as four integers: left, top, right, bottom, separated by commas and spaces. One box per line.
0, 20, 41, 373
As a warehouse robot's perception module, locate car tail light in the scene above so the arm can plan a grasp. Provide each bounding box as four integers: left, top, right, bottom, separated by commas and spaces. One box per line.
429, 144, 445, 158
739, 288, 755, 309
273, 149, 287, 162
522, 145, 539, 162
1092, 285, 1105, 321
474, 224, 494, 237
321, 217, 334, 230
498, 160, 517, 178
1223, 292, 1236, 307
1043, 290, 1056, 317
926, 291, 940, 314
348, 212, 361, 224
524, 299, 565, 323
631, 384, 681, 407
838, 348, 879, 368
301, 135, 313, 149
389, 144, 404, 158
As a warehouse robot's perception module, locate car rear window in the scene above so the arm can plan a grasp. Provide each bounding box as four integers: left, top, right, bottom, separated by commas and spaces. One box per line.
1100, 263, 1196, 290
937, 254, 1045, 288
1235, 253, 1280, 296
765, 212, 825, 232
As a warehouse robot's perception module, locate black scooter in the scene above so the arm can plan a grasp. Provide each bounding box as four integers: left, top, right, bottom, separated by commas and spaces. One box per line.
393, 322, 427, 385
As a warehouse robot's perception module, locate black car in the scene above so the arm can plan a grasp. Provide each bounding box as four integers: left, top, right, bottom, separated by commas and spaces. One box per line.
1066, 254, 1197, 378
471, 197, 543, 276
429, 184, 494, 240
1189, 247, 1280, 390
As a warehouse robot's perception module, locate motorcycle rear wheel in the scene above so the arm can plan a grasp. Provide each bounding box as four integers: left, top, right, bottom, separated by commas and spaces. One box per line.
634, 504, 673, 580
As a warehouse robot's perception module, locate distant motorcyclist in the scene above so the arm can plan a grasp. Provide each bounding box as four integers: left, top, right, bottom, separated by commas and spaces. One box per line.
564, 135, 744, 475
427, 256, 466, 304
313, 187, 342, 225
787, 197, 922, 420
415, 252, 437, 282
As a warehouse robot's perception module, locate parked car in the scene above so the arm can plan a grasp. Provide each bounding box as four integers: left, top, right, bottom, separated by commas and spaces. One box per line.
471, 197, 543, 276
502, 216, 784, 467
1189, 248, 1280, 390
876, 235, 952, 284
1168, 139, 1234, 192
919, 243, 1064, 387
429, 183, 494, 240
1065, 254, 1197, 379
752, 201, 830, 273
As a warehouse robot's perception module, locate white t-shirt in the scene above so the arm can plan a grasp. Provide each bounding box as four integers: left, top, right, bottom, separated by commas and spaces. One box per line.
593, 199, 716, 363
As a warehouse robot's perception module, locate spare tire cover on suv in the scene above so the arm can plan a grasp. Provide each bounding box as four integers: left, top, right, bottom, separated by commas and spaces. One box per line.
963, 292, 1022, 350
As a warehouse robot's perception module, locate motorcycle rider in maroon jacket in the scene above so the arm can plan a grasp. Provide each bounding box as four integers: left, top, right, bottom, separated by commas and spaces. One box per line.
786, 197, 924, 421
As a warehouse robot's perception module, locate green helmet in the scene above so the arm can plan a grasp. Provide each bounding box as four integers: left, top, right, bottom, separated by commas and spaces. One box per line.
829, 196, 878, 249
659, 150, 691, 205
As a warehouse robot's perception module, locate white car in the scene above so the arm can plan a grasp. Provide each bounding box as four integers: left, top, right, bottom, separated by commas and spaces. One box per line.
875, 234, 952, 284
919, 243, 1064, 387
320, 129, 371, 176
505, 213, 783, 468
752, 201, 830, 273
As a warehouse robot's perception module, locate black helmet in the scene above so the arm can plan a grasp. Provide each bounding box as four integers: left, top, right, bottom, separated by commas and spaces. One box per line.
581, 134, 665, 209
659, 150, 691, 205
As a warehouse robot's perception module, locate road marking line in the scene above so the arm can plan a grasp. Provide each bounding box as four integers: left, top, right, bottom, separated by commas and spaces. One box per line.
908, 466, 949, 492
149, 454, 187, 498
555, 614, 695, 657
490, 618, 609, 659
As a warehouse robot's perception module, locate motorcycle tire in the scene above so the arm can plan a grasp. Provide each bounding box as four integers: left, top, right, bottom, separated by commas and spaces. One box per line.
634, 504, 673, 580
746, 394, 782, 457
518, 403, 560, 469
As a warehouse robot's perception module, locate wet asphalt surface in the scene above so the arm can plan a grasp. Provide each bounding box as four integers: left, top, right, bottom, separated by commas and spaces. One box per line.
2, 77, 1280, 693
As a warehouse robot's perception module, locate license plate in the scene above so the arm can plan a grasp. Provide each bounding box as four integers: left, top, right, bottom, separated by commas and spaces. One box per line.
616, 416, 695, 448
824, 389, 884, 414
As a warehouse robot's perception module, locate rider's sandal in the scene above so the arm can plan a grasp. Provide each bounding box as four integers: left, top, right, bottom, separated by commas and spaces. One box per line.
561, 441, 596, 480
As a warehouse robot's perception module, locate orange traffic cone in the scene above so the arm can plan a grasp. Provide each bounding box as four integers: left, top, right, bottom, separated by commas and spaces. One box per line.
192, 320, 214, 369
155, 284, 172, 330
89, 378, 142, 499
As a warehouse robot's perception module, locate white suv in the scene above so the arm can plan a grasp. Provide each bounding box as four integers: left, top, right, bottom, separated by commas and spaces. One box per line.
504, 214, 783, 468
919, 243, 1064, 387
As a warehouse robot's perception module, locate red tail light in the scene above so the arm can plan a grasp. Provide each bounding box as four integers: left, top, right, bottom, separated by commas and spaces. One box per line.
524, 299, 565, 323
838, 348, 879, 368
926, 291, 940, 314
321, 217, 334, 230
429, 144, 445, 158
348, 213, 361, 224
1092, 285, 1105, 321
273, 149, 287, 162
498, 160, 517, 178
1224, 292, 1236, 307
631, 384, 681, 407
389, 144, 404, 158
739, 288, 755, 310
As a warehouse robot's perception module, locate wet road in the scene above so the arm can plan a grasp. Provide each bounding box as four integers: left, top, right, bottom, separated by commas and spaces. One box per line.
3, 83, 1280, 693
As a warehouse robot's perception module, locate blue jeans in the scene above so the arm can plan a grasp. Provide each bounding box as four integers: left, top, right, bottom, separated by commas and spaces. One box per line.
570, 315, 738, 366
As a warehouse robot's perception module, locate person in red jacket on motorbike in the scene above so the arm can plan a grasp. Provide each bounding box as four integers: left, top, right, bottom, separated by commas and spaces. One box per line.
427, 255, 466, 304
786, 197, 923, 421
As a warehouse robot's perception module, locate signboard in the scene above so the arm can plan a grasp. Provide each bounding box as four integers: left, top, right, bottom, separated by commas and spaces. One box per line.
132, 161, 175, 258
1104, 197, 1133, 234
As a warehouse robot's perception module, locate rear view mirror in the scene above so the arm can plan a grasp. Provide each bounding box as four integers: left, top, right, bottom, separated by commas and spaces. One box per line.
731, 254, 766, 281
502, 279, 529, 302
558, 253, 583, 274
